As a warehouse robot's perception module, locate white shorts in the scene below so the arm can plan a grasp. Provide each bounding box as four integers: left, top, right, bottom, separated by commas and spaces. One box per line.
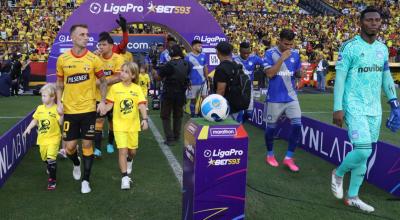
186, 84, 208, 99
264, 101, 302, 123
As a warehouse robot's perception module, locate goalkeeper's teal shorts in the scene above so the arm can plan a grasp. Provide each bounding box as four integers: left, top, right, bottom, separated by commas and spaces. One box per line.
344, 112, 381, 145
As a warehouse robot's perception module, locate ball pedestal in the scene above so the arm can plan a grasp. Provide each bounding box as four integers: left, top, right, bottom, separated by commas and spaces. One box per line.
182, 118, 248, 220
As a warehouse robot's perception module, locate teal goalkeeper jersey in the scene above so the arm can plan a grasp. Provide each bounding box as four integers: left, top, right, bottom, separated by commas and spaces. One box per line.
334, 35, 393, 116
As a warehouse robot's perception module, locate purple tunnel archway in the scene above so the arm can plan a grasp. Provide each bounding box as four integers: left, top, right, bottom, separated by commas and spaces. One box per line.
47, 0, 226, 82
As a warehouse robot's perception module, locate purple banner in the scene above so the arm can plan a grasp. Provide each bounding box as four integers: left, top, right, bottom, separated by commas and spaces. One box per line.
0, 112, 37, 188
248, 101, 400, 197
47, 0, 226, 82
183, 119, 248, 219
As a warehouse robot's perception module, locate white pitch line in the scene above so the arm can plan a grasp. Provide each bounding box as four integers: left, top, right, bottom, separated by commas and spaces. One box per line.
148, 117, 183, 187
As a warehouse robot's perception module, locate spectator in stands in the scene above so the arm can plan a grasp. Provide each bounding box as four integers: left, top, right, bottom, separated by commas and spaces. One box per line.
316, 54, 329, 92
9, 52, 22, 96
21, 56, 31, 92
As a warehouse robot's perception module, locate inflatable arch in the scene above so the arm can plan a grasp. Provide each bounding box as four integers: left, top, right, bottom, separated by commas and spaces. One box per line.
47, 0, 226, 82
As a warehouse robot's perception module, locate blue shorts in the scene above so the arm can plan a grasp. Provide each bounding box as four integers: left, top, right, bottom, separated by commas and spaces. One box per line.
344, 113, 381, 145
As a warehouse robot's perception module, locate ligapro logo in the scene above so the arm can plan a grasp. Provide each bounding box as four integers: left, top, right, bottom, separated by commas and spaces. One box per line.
89, 2, 144, 15
194, 35, 226, 44
89, 2, 101, 14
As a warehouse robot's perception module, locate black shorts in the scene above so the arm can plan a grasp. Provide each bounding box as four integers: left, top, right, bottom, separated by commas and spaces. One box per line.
96, 102, 113, 120
63, 112, 96, 141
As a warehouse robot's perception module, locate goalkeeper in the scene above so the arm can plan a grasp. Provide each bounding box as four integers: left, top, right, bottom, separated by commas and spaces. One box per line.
331, 7, 400, 213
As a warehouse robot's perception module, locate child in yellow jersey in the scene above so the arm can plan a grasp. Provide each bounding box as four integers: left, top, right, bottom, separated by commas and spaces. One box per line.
104, 62, 148, 190
138, 66, 150, 110
23, 84, 62, 190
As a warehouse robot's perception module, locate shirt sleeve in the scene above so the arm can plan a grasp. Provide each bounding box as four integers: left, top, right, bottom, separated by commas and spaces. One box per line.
32, 106, 40, 120
137, 87, 147, 105
263, 50, 274, 69
333, 44, 352, 111
382, 49, 397, 100
94, 56, 105, 78
56, 56, 64, 78
214, 66, 228, 83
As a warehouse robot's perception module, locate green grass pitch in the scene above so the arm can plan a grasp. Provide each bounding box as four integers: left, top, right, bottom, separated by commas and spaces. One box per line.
0, 92, 399, 219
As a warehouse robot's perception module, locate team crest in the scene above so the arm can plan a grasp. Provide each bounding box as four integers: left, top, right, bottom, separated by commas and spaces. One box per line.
249, 61, 253, 66
120, 98, 134, 115
290, 58, 295, 63
84, 64, 90, 72
38, 119, 51, 133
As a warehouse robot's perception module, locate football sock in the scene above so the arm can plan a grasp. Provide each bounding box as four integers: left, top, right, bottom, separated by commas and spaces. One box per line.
264, 123, 276, 154
47, 159, 57, 180
82, 147, 94, 181
286, 119, 302, 158
94, 130, 102, 150
108, 131, 114, 146
122, 172, 128, 177
336, 144, 372, 197
67, 150, 80, 166
190, 103, 195, 117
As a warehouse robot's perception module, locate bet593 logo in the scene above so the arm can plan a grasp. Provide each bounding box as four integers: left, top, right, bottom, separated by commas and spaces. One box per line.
147, 2, 191, 14
204, 148, 243, 166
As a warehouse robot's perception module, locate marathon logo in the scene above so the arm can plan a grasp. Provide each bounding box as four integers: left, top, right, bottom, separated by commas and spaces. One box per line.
358, 64, 383, 73
67, 73, 89, 84
210, 128, 236, 136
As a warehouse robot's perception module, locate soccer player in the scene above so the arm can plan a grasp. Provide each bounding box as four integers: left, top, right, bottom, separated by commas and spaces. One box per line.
94, 32, 125, 157
56, 24, 107, 194
331, 7, 400, 212
263, 29, 303, 172
104, 62, 148, 189
185, 39, 208, 117
138, 66, 150, 110
233, 41, 264, 118
23, 83, 62, 190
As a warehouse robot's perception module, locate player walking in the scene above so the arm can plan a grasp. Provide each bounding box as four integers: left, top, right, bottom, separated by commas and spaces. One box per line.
263, 29, 303, 172
56, 24, 107, 194
331, 7, 400, 212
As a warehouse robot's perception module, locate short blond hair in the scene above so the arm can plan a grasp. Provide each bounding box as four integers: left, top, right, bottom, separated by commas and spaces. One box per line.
122, 62, 139, 84
40, 83, 57, 97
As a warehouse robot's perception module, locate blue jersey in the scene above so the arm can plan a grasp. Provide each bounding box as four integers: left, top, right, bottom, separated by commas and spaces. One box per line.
233, 54, 264, 81
334, 35, 392, 116
160, 49, 170, 64
185, 52, 207, 85
263, 47, 302, 103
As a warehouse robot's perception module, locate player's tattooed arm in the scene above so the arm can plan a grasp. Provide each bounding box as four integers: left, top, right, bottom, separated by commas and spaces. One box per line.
99, 76, 107, 102
97, 76, 108, 115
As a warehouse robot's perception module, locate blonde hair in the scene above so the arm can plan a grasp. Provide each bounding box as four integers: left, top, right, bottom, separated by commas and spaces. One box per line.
40, 83, 56, 96
122, 62, 139, 84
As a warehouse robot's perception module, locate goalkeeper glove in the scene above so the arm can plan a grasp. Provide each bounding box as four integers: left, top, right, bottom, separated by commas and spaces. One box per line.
116, 14, 127, 32
386, 99, 400, 132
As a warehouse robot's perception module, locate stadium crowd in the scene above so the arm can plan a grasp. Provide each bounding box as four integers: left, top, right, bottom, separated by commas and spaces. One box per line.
1, 0, 399, 63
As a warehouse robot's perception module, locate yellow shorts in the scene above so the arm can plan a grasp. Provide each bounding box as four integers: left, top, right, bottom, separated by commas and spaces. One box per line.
39, 144, 59, 161
114, 131, 139, 149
